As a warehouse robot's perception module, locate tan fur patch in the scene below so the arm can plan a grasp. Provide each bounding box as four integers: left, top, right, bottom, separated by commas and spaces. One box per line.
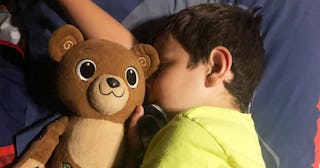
67, 118, 124, 167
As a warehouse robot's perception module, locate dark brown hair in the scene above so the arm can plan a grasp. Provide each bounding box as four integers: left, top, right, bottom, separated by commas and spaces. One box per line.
160, 3, 265, 113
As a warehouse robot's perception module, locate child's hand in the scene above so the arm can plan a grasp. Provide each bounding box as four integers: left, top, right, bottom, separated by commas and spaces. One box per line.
126, 105, 144, 168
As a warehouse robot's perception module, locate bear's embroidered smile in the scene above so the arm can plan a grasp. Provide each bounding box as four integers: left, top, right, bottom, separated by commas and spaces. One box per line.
99, 84, 125, 98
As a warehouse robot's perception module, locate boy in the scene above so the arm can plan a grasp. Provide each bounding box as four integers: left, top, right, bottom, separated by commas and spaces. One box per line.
58, 1, 266, 167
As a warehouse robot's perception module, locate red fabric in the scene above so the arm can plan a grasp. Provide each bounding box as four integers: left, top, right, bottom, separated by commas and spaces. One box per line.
313, 117, 320, 168
0, 40, 24, 58
0, 145, 15, 168
313, 99, 320, 168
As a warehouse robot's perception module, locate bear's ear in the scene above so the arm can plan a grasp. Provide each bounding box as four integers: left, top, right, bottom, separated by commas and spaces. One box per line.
131, 44, 160, 78
48, 24, 84, 62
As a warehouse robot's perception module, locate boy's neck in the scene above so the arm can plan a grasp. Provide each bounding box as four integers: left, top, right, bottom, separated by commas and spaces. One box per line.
166, 83, 241, 120
166, 100, 241, 120
205, 84, 241, 113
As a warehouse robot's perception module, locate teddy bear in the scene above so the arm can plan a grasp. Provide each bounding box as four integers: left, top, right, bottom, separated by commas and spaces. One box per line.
13, 24, 159, 168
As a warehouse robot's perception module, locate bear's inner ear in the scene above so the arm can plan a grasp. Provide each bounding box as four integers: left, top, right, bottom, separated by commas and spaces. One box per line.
49, 24, 84, 62
131, 44, 160, 78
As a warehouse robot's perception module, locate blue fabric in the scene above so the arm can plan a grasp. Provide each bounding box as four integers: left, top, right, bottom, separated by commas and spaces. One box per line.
0, 43, 26, 147
2, 0, 318, 167
93, 0, 144, 22
251, 1, 320, 167
0, 42, 62, 154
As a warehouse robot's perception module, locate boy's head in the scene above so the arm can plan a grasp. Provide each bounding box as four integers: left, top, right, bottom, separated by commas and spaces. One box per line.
148, 3, 265, 114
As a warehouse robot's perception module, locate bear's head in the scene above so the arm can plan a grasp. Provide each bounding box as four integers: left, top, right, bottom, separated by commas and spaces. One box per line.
49, 25, 159, 123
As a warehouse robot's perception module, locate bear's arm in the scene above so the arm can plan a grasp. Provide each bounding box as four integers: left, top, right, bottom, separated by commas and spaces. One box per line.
13, 116, 69, 167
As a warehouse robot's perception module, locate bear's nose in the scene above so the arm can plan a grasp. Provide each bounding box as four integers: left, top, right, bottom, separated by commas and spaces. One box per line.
107, 78, 120, 88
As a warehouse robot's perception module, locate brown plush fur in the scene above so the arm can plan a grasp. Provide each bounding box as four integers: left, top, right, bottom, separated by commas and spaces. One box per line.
13, 24, 159, 168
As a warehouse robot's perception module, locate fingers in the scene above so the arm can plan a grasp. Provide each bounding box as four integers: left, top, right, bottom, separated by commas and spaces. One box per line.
129, 105, 144, 128
127, 105, 144, 156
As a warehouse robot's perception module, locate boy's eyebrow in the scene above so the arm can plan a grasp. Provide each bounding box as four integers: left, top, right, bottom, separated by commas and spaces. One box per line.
159, 56, 171, 62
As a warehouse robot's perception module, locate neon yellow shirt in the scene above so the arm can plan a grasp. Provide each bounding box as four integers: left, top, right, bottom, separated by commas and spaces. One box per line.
141, 106, 266, 168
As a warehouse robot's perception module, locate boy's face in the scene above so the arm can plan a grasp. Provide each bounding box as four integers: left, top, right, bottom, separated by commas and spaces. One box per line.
147, 34, 210, 117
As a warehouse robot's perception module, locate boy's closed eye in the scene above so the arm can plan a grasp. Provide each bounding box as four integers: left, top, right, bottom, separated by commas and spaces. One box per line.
150, 60, 170, 78
158, 61, 169, 71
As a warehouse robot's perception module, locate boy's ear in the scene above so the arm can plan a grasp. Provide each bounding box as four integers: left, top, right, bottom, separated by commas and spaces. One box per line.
131, 44, 160, 78
48, 24, 84, 62
206, 46, 233, 86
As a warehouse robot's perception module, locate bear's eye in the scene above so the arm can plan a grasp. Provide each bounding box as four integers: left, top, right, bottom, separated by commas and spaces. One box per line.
76, 59, 96, 81
125, 67, 139, 88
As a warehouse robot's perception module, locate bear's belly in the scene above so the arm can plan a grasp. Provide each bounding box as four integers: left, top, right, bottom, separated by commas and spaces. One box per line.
67, 118, 124, 167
